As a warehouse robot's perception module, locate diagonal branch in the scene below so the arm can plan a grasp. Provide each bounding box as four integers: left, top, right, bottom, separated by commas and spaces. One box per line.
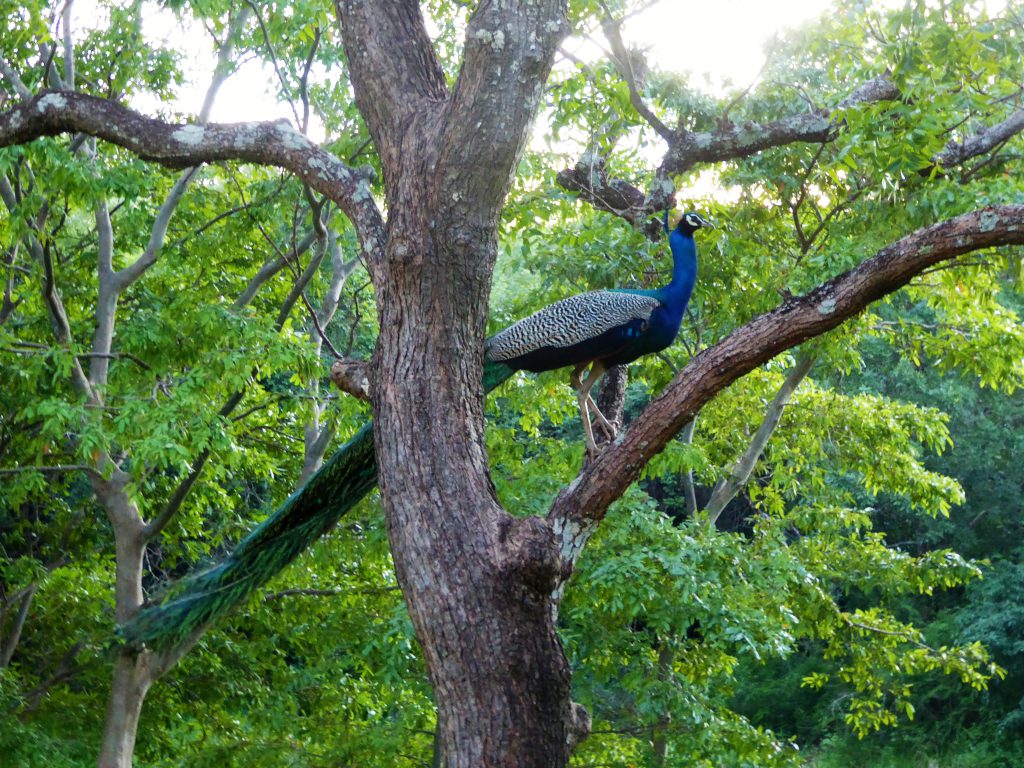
0, 582, 37, 668
0, 91, 385, 259
547, 204, 1024, 565
598, 4, 672, 141
703, 351, 816, 526
932, 106, 1024, 169
661, 73, 900, 175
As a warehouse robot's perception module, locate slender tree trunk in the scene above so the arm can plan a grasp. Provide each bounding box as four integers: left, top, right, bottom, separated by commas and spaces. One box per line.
98, 653, 154, 768
94, 478, 165, 768
703, 353, 815, 525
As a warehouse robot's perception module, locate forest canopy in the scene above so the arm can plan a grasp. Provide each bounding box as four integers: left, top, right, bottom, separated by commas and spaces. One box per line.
1, 1, 1023, 767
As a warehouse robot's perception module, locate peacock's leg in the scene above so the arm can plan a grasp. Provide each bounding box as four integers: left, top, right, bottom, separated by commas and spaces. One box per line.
586, 394, 617, 438
578, 360, 613, 451
571, 362, 599, 455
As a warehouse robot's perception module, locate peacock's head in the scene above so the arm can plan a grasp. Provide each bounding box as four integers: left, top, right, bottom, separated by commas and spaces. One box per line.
675, 212, 714, 235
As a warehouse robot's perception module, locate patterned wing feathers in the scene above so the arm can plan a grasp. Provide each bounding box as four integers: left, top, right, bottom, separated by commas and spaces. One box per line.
486, 290, 661, 361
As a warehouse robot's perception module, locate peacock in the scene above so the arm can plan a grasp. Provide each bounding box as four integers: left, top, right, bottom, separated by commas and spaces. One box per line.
485, 211, 712, 453
121, 212, 708, 649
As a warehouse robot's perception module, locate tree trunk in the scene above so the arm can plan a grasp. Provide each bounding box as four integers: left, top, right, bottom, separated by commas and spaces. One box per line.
98, 653, 154, 768
372, 198, 573, 767
333, 2, 573, 763
93, 478, 165, 768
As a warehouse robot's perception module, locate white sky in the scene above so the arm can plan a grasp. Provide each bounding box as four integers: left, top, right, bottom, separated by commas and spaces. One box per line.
604, 0, 833, 90
112, 0, 838, 135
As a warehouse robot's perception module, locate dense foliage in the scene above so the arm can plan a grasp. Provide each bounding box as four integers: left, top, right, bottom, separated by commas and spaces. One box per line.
1, 0, 1022, 766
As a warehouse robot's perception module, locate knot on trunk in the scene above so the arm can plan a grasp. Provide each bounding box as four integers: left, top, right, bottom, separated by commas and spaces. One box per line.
496, 515, 561, 599
330, 358, 371, 401
567, 700, 592, 752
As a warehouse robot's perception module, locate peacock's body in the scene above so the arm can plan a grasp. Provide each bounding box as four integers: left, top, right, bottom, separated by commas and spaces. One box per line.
486, 211, 712, 452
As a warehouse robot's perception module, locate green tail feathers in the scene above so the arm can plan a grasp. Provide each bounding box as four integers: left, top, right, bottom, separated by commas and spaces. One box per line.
120, 360, 516, 650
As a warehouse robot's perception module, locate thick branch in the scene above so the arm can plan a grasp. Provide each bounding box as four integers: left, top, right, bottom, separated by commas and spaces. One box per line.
0, 92, 384, 259
703, 352, 815, 525
548, 205, 1024, 534
933, 106, 1024, 168
559, 74, 899, 232
662, 74, 901, 174
436, 1, 569, 214
333, 0, 448, 180
556, 153, 665, 238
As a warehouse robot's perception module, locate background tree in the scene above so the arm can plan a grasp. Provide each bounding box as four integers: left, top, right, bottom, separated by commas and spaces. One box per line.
1, 1, 1023, 767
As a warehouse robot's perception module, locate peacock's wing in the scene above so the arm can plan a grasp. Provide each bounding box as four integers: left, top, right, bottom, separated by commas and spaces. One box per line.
485, 290, 662, 362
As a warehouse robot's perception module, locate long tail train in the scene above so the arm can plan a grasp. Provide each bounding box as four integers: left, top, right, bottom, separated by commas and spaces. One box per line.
120, 361, 516, 650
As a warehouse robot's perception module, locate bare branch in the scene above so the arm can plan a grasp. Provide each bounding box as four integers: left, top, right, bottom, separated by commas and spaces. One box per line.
0, 58, 32, 100
244, 0, 302, 126
548, 204, 1024, 543
80, 351, 151, 371
40, 239, 95, 402
275, 232, 328, 330
234, 230, 318, 309
300, 289, 343, 360
61, 0, 75, 90
679, 417, 698, 518
598, 4, 672, 141
89, 198, 116, 387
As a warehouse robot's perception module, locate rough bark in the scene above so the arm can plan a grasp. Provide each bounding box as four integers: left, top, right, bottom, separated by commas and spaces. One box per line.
0, 91, 385, 258
933, 106, 1024, 168
334, 3, 573, 765
5, 7, 1023, 767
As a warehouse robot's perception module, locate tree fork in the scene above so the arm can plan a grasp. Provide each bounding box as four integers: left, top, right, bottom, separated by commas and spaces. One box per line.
334, 2, 574, 765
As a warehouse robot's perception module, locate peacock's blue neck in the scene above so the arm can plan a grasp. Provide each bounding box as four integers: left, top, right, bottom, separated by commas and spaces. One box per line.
664, 228, 698, 311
